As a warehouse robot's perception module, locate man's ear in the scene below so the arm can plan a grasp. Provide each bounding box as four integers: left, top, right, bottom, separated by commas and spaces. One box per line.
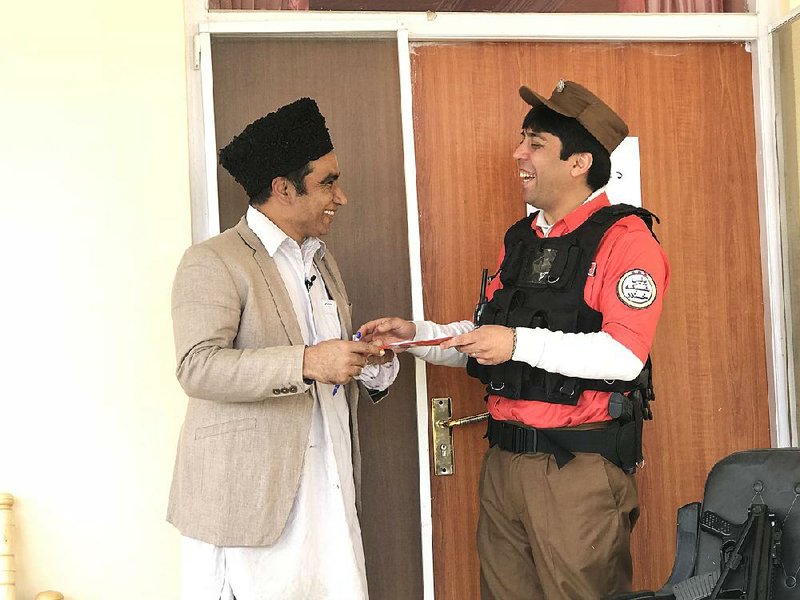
570, 152, 593, 178
271, 176, 292, 203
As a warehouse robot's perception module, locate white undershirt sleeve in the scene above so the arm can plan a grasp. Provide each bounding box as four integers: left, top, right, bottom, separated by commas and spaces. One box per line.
401, 320, 643, 381
358, 354, 400, 390
512, 328, 644, 381
406, 320, 474, 367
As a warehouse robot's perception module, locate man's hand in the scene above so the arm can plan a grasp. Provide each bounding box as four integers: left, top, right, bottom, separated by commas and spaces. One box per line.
357, 317, 416, 350
303, 340, 385, 384
366, 348, 395, 366
439, 325, 514, 365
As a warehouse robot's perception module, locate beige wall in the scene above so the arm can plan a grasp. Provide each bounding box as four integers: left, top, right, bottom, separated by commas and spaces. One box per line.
0, 1, 190, 598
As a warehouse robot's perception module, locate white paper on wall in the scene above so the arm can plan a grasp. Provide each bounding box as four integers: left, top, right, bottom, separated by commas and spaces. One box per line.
606, 136, 642, 208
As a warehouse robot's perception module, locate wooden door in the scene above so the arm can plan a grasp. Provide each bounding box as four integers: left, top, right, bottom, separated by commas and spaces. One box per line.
211, 38, 423, 600
411, 42, 771, 598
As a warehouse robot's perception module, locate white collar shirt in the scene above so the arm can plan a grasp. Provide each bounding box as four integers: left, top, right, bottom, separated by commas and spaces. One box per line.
535, 187, 606, 238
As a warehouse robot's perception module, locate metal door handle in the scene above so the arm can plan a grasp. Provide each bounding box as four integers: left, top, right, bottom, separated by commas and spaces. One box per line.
431, 397, 488, 476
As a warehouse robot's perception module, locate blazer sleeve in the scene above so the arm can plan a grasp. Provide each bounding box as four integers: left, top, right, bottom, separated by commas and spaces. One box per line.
171, 244, 310, 403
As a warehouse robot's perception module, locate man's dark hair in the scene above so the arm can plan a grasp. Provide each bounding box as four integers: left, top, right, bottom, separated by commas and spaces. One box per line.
522, 105, 611, 192
250, 161, 313, 206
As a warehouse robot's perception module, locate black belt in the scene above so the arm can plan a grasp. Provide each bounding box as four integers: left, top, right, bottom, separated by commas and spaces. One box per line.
486, 415, 633, 472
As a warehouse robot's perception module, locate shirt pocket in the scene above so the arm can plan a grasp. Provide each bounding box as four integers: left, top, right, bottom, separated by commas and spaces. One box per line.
321, 299, 339, 316
314, 298, 343, 341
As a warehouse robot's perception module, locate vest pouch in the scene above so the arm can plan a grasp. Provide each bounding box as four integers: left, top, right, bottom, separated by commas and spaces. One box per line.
506, 305, 540, 328
480, 287, 521, 327
543, 372, 582, 405
477, 301, 503, 327
466, 347, 512, 385
541, 243, 582, 290
546, 308, 578, 337
543, 304, 638, 401
499, 241, 527, 287
489, 360, 524, 399
519, 361, 547, 400
465, 357, 486, 381
508, 305, 547, 400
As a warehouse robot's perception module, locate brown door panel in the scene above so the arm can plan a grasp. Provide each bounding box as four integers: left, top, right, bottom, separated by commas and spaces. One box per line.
211, 37, 422, 600
411, 41, 770, 597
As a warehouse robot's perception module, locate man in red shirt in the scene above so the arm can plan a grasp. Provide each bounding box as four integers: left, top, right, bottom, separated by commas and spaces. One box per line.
359, 80, 670, 600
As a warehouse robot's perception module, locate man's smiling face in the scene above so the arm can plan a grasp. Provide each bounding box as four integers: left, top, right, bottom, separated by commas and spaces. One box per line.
285, 151, 348, 242
512, 129, 574, 215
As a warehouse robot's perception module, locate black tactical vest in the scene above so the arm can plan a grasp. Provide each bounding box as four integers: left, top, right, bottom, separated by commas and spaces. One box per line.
466, 204, 658, 406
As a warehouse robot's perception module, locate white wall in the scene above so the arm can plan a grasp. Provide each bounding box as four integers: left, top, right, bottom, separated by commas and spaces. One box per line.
0, 1, 191, 598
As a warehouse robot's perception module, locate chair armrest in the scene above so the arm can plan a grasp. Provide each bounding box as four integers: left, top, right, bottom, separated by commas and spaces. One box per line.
657, 502, 700, 594
605, 502, 701, 600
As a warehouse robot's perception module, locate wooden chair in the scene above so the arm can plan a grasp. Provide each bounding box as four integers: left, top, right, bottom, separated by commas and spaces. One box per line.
1, 493, 63, 600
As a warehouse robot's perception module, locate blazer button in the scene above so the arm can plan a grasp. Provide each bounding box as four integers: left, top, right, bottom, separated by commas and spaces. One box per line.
289, 385, 298, 393
272, 388, 281, 395
280, 387, 289, 394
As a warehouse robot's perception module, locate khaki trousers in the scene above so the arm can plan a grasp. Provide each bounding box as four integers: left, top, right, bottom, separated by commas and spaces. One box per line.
477, 445, 639, 600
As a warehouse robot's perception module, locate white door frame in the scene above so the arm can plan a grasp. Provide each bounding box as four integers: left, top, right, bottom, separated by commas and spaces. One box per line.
767, 3, 800, 446
183, 5, 792, 598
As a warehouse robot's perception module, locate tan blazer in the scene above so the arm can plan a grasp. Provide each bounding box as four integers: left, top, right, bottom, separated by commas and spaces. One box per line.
167, 217, 361, 547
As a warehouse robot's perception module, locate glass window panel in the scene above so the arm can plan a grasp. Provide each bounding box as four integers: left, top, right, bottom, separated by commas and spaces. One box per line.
775, 17, 800, 442
209, 0, 750, 12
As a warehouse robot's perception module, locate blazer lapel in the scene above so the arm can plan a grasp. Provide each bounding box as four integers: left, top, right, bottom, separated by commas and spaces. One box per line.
235, 217, 305, 346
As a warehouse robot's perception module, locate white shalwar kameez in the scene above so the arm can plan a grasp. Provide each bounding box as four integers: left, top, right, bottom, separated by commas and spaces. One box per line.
181, 207, 398, 600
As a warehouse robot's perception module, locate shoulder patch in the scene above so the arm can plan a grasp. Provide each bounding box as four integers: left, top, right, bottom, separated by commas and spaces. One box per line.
617, 269, 657, 309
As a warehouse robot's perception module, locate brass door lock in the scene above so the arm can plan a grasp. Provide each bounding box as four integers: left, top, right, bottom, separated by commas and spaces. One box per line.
431, 397, 488, 476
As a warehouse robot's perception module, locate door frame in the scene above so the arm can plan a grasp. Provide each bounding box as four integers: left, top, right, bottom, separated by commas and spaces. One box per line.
769, 2, 800, 449
183, 4, 793, 598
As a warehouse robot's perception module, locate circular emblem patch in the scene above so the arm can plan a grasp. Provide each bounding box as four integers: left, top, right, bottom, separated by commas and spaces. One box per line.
616, 269, 656, 309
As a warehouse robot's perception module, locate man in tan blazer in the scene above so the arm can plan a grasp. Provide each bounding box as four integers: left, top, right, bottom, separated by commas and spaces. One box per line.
169, 97, 396, 600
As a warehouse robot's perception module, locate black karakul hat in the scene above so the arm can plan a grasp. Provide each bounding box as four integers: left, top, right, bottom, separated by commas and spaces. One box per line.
218, 97, 334, 199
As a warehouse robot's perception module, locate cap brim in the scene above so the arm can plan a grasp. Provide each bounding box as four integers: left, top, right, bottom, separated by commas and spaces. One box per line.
519, 86, 547, 108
